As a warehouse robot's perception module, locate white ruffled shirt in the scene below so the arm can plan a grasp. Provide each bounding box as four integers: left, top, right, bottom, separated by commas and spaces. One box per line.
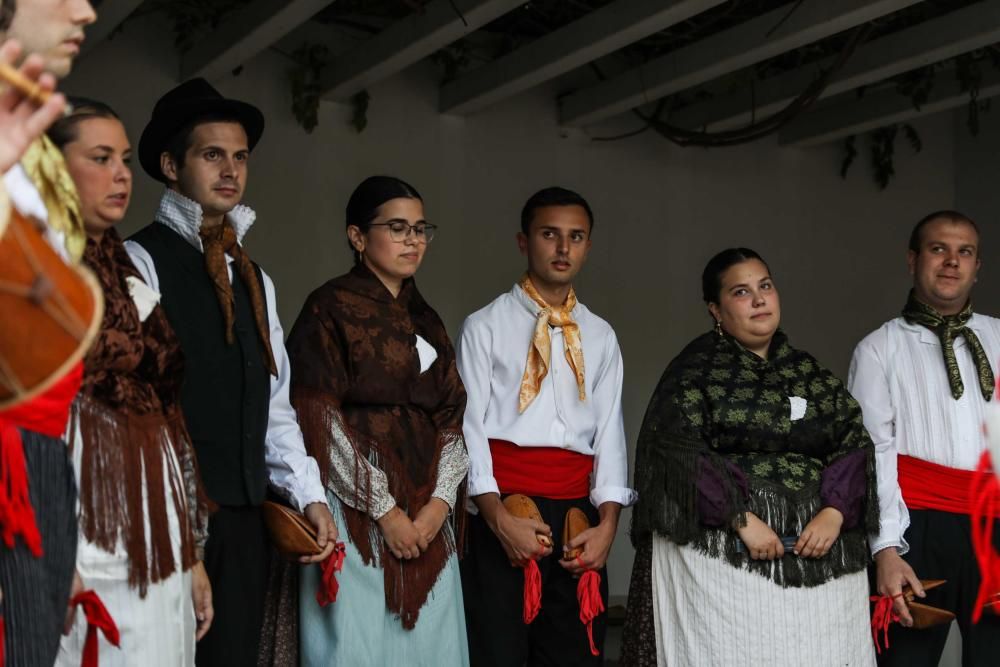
124, 189, 327, 512
456, 283, 637, 510
848, 313, 1000, 555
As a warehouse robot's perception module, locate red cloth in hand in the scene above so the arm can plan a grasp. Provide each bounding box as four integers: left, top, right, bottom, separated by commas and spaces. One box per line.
315, 542, 346, 608
69, 590, 120, 667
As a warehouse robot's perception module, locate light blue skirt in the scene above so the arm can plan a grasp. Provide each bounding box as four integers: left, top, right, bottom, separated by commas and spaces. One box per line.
299, 496, 470, 667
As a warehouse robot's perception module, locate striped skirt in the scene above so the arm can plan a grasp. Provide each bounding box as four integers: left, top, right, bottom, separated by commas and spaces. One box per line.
646, 538, 875, 666
0, 430, 77, 667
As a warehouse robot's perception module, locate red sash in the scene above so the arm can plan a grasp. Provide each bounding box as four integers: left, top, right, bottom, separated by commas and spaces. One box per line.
489, 439, 593, 499
898, 454, 1000, 518
0, 362, 82, 556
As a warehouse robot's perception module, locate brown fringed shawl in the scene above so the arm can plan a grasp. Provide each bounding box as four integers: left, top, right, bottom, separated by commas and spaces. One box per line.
631, 330, 879, 588
74, 229, 211, 596
286, 263, 467, 629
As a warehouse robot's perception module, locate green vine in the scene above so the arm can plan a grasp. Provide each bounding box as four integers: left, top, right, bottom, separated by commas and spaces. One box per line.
144, 0, 250, 52
841, 123, 921, 190
288, 44, 330, 133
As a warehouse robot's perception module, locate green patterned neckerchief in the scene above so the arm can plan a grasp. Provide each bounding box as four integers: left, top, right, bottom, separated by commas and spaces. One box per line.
901, 290, 994, 401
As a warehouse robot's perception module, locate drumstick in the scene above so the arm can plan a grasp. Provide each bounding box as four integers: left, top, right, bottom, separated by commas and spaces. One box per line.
0, 61, 70, 114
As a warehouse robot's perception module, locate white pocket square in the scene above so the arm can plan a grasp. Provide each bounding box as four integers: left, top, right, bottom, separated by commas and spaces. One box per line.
789, 396, 807, 421
415, 334, 438, 373
126, 276, 161, 322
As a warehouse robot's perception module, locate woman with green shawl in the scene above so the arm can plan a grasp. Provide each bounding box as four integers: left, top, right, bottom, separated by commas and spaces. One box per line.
621, 248, 879, 666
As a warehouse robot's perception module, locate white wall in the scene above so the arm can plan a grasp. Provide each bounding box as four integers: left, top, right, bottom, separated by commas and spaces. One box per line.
65, 15, 966, 601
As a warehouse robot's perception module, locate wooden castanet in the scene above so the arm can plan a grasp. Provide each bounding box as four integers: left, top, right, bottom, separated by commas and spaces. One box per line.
0, 210, 102, 408
503, 494, 552, 548
561, 507, 590, 561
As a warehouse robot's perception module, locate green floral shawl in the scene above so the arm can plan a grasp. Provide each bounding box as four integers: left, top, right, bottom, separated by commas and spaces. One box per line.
631, 330, 879, 587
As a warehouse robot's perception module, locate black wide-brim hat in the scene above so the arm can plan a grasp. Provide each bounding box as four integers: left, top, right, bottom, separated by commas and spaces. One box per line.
138, 78, 265, 183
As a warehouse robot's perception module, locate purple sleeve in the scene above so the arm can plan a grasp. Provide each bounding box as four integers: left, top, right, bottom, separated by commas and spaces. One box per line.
696, 456, 749, 527
820, 449, 867, 529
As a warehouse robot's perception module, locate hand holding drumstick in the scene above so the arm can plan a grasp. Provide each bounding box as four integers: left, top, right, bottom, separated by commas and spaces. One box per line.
0, 39, 67, 174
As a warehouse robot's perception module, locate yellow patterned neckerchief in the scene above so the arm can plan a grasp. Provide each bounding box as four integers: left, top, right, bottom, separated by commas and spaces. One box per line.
518, 273, 586, 413
21, 136, 85, 261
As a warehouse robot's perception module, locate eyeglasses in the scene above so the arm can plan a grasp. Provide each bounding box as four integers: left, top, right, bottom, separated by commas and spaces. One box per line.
369, 221, 437, 243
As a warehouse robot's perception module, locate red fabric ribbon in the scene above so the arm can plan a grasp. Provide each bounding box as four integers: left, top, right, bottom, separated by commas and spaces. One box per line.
897, 454, 1000, 517
0, 362, 82, 558
70, 590, 120, 667
522, 559, 542, 624
315, 542, 346, 608
869, 593, 901, 654
575, 558, 604, 657
969, 450, 1000, 623
489, 439, 593, 499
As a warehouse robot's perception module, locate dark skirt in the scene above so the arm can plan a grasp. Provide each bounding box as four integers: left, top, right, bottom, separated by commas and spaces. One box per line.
0, 430, 78, 667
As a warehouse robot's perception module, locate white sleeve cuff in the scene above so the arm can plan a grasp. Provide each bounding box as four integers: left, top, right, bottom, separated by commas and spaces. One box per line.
468, 475, 501, 499
591, 486, 638, 509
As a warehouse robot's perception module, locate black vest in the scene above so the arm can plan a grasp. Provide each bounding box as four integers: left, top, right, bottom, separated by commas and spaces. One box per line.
129, 222, 271, 506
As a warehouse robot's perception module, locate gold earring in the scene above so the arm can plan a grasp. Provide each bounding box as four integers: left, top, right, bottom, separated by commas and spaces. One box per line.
715, 320, 723, 336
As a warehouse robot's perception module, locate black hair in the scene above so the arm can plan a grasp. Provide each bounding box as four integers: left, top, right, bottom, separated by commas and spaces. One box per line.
345, 175, 423, 264
519, 187, 594, 235
46, 97, 121, 150
908, 210, 980, 253
701, 247, 770, 304
163, 112, 246, 172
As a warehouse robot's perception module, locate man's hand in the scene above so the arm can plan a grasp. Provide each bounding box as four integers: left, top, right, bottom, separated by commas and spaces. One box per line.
875, 547, 924, 627
412, 498, 450, 546
377, 506, 428, 560
794, 507, 844, 558
191, 561, 214, 641
559, 502, 621, 576
300, 502, 338, 564
0, 40, 66, 174
737, 512, 785, 560
63, 569, 84, 635
474, 493, 552, 567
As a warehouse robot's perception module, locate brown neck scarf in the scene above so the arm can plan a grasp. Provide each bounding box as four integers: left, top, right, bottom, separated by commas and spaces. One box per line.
75, 229, 209, 596
198, 222, 277, 376
518, 274, 586, 413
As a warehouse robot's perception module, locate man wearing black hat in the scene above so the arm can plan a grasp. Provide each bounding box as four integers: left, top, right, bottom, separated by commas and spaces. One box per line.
123, 78, 337, 665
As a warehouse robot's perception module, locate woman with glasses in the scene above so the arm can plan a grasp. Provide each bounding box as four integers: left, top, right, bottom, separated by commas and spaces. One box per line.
286, 176, 470, 665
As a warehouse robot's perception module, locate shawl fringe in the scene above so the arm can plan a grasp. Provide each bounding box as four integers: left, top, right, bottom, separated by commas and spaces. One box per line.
292, 388, 464, 629
632, 437, 876, 588
70, 395, 205, 596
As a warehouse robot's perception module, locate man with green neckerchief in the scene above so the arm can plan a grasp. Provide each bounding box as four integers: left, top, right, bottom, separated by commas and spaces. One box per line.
850, 210, 1000, 666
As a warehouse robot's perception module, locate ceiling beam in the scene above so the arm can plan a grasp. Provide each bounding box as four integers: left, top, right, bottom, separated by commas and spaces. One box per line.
558, 0, 923, 127
439, 0, 725, 115
670, 1, 1000, 130
181, 0, 331, 81
320, 0, 524, 102
780, 67, 1000, 147
81, 0, 144, 56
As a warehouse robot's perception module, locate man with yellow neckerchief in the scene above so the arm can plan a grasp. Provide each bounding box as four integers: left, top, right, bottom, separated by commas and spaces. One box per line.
457, 187, 636, 666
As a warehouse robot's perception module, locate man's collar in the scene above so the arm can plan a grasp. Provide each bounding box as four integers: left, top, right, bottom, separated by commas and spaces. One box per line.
154, 188, 256, 253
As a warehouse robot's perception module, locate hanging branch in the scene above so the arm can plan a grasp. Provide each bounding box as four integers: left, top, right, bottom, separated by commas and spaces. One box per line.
592, 22, 872, 147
